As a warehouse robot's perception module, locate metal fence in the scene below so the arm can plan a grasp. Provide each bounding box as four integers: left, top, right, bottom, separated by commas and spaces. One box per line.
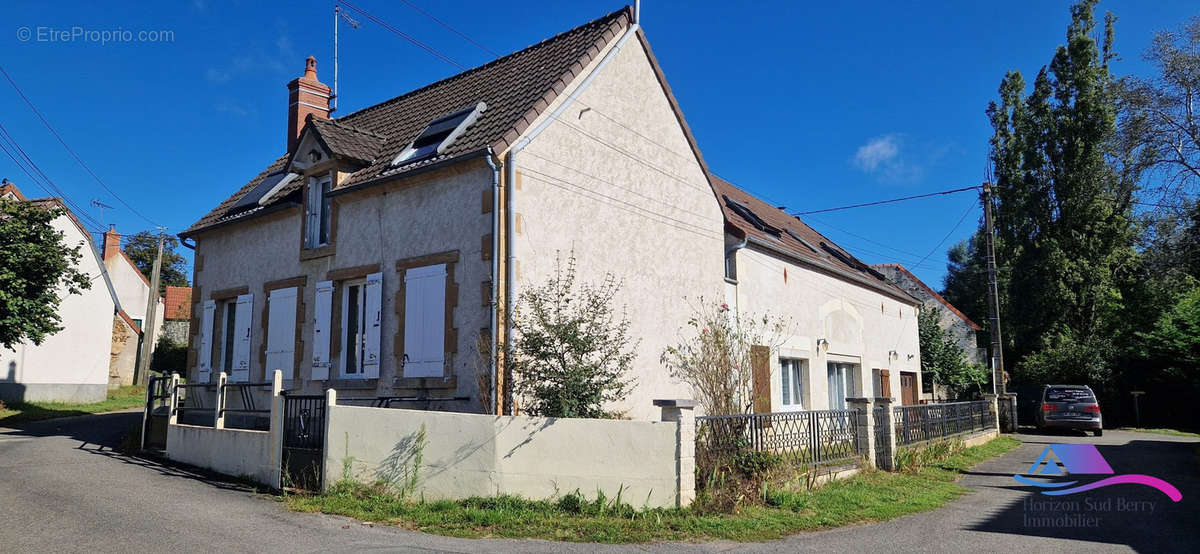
893, 400, 993, 446
872, 405, 889, 468
696, 409, 861, 472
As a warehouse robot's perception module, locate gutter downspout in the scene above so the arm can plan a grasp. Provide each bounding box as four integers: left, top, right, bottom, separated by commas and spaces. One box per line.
485, 150, 500, 416
501, 19, 640, 415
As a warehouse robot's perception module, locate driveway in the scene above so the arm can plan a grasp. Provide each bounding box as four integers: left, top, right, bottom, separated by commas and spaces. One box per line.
0, 414, 1195, 553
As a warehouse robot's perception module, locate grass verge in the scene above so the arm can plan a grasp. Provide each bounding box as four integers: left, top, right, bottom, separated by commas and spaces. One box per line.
1117, 427, 1200, 439
0, 385, 145, 426
285, 436, 1021, 543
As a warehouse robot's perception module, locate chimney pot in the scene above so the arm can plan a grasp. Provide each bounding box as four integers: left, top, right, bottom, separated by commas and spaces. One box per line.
287, 56, 332, 153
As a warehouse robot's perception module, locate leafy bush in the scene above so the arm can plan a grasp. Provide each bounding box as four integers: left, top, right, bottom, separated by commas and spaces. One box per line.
150, 335, 188, 375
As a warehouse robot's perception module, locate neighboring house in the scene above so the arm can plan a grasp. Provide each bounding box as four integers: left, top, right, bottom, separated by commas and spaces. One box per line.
872, 263, 984, 400
162, 285, 192, 345
179, 6, 921, 420
0, 183, 140, 402
714, 178, 924, 409
101, 227, 165, 386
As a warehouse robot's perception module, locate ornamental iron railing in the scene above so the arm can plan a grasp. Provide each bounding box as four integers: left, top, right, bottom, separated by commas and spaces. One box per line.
893, 400, 993, 446
696, 409, 860, 475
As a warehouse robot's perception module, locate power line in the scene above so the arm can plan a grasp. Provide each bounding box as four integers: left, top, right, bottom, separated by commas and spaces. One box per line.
0, 64, 161, 228
0, 122, 105, 231
793, 185, 982, 215
395, 0, 500, 58
336, 0, 466, 70
912, 197, 979, 269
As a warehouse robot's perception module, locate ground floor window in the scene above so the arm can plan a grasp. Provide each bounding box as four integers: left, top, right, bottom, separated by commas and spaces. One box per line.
219, 298, 238, 374
341, 279, 367, 376
780, 358, 806, 410
827, 362, 858, 410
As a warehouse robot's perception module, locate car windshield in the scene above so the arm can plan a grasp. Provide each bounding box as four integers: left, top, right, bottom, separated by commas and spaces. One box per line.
1045, 387, 1095, 402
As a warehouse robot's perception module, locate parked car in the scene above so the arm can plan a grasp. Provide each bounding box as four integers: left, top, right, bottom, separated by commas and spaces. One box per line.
1035, 384, 1103, 436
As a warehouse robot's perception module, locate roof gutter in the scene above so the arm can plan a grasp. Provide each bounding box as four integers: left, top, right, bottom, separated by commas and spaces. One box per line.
500, 18, 640, 414
745, 235, 921, 305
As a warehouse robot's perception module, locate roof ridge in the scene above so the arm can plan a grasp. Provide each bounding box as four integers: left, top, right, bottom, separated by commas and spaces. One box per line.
334, 6, 631, 126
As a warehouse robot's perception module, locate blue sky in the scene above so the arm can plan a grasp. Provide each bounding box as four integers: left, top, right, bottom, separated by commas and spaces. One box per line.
3, 0, 1197, 290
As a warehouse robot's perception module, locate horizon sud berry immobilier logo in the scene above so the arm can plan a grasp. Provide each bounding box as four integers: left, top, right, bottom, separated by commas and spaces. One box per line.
1013, 444, 1182, 528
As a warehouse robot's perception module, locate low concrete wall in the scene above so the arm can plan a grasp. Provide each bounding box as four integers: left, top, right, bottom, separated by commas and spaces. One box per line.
166, 424, 277, 487
0, 382, 107, 403
325, 405, 687, 508
960, 429, 998, 448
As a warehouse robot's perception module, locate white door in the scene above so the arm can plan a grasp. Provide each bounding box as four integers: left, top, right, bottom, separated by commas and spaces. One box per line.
403, 264, 446, 377
266, 287, 298, 378
230, 293, 253, 382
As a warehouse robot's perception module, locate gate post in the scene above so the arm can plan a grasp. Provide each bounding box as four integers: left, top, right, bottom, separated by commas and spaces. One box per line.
655, 399, 696, 508
320, 388, 337, 493
268, 370, 284, 490
875, 397, 897, 471
846, 398, 875, 468
214, 372, 227, 429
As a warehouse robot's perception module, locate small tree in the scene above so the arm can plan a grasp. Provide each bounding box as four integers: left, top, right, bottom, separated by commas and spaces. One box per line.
918, 307, 988, 399
510, 253, 637, 419
0, 200, 91, 349
123, 231, 189, 294
661, 300, 788, 416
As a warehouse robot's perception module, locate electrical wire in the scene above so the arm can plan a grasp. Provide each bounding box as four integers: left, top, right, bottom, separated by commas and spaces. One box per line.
912, 197, 979, 269
395, 0, 500, 58
336, 0, 466, 70
794, 186, 982, 216
0, 122, 105, 231
0, 64, 161, 228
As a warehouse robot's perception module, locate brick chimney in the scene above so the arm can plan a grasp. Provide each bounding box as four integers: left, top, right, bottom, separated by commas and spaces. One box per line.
287, 56, 332, 153
102, 225, 120, 262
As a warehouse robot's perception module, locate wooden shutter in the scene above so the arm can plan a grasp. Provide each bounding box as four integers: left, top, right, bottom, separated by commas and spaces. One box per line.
311, 280, 334, 381
197, 300, 216, 383
879, 369, 891, 400
403, 264, 446, 377
750, 344, 771, 414
266, 287, 298, 378
230, 293, 253, 382
362, 272, 383, 378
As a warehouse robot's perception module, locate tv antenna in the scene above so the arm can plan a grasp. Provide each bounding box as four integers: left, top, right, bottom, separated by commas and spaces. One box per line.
90, 199, 113, 224
333, 3, 360, 113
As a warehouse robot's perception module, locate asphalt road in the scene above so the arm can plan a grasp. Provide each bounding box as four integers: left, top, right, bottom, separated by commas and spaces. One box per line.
0, 412, 1195, 553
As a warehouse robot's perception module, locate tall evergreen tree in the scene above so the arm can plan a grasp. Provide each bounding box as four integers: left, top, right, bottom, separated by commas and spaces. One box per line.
944, 0, 1137, 386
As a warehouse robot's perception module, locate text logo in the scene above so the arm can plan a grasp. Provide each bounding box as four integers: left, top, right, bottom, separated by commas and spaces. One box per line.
1012, 444, 1181, 501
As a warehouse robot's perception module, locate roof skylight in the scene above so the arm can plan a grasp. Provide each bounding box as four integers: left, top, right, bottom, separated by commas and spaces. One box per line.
723, 196, 781, 237
391, 102, 487, 166
230, 172, 298, 213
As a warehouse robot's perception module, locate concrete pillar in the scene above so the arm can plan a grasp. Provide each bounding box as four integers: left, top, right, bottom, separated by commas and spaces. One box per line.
998, 393, 1018, 432
654, 399, 696, 508
214, 372, 227, 429
267, 370, 284, 490
320, 388, 338, 493
846, 398, 875, 468
874, 397, 897, 471
167, 373, 180, 425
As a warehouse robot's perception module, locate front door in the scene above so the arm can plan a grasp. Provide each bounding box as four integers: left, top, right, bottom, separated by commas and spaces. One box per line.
900, 371, 918, 405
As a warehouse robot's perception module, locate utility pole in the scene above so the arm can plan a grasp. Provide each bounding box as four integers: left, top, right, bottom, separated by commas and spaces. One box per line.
982, 182, 1005, 395
135, 229, 167, 386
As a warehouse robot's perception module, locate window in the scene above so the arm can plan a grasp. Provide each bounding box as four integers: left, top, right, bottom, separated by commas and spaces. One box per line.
391, 102, 486, 166
725, 250, 738, 281
826, 362, 857, 410
780, 358, 805, 410
213, 294, 253, 382
220, 299, 238, 374
305, 177, 331, 248
341, 279, 367, 376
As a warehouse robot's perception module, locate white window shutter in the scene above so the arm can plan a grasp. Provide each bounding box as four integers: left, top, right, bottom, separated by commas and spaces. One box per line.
362, 272, 383, 378
198, 300, 216, 383
266, 287, 298, 378
311, 281, 334, 380
231, 293, 253, 382
403, 264, 446, 378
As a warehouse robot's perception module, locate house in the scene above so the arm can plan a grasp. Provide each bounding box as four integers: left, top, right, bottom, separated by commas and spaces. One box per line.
162, 285, 192, 345
179, 6, 921, 420
101, 227, 165, 386
713, 177, 924, 408
0, 182, 145, 402
872, 263, 984, 400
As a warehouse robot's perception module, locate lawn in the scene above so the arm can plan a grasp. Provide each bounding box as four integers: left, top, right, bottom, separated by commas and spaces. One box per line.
1118, 427, 1200, 439
0, 385, 145, 426
285, 436, 1021, 543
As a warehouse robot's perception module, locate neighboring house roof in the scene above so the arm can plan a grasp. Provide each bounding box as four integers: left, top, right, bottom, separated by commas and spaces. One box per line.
872, 263, 982, 330
711, 175, 917, 305
164, 286, 192, 321
182, 7, 634, 237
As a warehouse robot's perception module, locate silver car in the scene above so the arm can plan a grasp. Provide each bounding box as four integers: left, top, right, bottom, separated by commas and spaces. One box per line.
1035, 384, 1103, 436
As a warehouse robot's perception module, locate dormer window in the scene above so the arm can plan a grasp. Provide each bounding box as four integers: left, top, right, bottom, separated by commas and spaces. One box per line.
391, 102, 486, 166
305, 176, 332, 248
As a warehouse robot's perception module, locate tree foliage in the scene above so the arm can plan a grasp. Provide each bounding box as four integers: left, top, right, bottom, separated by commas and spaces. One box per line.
0, 200, 91, 349
944, 0, 1137, 388
661, 300, 789, 416
917, 307, 988, 400
122, 231, 189, 294
510, 253, 637, 419
1137, 287, 1200, 384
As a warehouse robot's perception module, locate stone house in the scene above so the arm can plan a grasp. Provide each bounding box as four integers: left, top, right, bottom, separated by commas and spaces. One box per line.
162, 285, 192, 345
179, 6, 922, 419
872, 263, 984, 400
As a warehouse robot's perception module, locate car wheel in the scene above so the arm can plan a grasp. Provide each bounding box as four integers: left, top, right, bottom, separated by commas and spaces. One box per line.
1093, 429, 1103, 437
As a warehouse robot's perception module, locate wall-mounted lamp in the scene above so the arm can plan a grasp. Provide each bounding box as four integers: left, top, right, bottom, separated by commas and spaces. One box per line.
816, 338, 829, 351
889, 350, 899, 360
907, 354, 915, 361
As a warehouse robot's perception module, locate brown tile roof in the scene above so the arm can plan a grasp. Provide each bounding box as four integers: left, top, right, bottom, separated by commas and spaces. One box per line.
164, 285, 192, 321
182, 6, 632, 237
306, 117, 386, 165
711, 175, 917, 304
872, 263, 982, 330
